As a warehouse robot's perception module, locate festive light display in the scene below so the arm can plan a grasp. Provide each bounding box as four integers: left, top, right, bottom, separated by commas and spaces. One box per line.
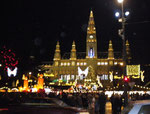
7, 67, 18, 77
123, 76, 130, 82
0, 46, 18, 76
140, 71, 145, 82
23, 76, 29, 89
127, 65, 140, 76
37, 74, 44, 89
78, 67, 89, 78
109, 71, 113, 82
43, 73, 54, 77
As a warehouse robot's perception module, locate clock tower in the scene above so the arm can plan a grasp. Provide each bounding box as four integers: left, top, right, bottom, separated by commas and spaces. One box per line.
86, 10, 97, 59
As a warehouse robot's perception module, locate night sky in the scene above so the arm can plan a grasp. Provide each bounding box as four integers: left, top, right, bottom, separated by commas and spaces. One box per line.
2, 0, 150, 73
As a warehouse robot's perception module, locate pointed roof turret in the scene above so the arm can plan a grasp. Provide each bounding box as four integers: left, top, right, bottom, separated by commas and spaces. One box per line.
70, 41, 76, 60
53, 41, 61, 61
56, 41, 60, 51
108, 40, 114, 59
126, 40, 131, 63
87, 10, 96, 34
108, 40, 113, 51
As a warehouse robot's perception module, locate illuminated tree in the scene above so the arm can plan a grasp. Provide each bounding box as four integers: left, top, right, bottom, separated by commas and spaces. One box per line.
88, 66, 96, 82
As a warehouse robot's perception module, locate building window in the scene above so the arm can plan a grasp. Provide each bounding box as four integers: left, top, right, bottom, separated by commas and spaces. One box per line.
84, 62, 87, 65
72, 61, 75, 66
89, 48, 94, 58
105, 62, 108, 65
61, 63, 63, 66
101, 62, 104, 65
64, 63, 66, 66
71, 75, 74, 80
114, 62, 117, 65
77, 62, 80, 66
97, 62, 100, 65
55, 62, 58, 66
67, 63, 70, 66
120, 62, 123, 66
90, 35, 93, 39
81, 62, 83, 66
67, 75, 70, 80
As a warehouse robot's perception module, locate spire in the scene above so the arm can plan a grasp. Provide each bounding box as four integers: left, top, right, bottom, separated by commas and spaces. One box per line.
126, 40, 131, 63
87, 10, 96, 34
108, 40, 114, 59
54, 41, 61, 61
86, 9, 97, 59
70, 41, 76, 60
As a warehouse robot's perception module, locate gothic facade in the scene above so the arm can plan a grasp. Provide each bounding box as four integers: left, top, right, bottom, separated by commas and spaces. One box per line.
41, 10, 131, 88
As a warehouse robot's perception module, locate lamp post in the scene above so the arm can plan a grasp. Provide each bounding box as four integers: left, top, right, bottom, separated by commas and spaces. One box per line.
116, 0, 129, 107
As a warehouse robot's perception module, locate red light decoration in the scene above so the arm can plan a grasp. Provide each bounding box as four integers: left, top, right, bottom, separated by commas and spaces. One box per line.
123, 76, 130, 82
0, 46, 18, 71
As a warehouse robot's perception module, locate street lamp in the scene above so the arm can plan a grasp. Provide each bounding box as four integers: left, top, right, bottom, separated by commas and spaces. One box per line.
118, 0, 124, 3
116, 0, 129, 107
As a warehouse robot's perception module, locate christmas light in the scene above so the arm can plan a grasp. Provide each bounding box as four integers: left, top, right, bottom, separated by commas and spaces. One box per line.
7, 67, 18, 77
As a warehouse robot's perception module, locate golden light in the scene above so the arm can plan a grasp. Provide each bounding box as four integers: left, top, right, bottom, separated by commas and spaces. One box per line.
127, 65, 140, 76
105, 62, 108, 65
120, 62, 123, 66
117, 0, 124, 3
114, 62, 118, 65
101, 62, 104, 65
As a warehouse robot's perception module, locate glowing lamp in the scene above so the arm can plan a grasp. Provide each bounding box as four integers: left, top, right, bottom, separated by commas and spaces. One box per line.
123, 76, 130, 82
117, 0, 124, 3
125, 11, 130, 16
115, 12, 120, 17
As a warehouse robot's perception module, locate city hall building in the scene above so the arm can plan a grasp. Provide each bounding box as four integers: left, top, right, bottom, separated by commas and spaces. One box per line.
40, 10, 131, 88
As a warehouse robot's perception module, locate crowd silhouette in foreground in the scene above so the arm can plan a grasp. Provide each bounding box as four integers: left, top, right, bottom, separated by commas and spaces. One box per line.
0, 91, 150, 114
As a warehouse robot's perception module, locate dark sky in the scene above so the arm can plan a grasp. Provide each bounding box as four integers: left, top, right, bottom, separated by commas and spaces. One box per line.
2, 0, 150, 72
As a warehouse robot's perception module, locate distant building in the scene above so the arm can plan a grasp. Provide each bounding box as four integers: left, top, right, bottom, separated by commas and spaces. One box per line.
40, 10, 132, 88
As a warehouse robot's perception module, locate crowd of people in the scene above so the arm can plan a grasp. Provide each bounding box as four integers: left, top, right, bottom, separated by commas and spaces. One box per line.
0, 91, 150, 114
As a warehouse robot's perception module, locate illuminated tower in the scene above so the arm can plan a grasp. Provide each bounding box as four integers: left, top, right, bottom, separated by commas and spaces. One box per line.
53, 41, 61, 66
126, 40, 131, 64
86, 10, 97, 59
108, 40, 114, 60
70, 41, 77, 60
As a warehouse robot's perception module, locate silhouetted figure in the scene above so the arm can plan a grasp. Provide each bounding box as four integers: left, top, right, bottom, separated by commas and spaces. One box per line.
111, 94, 122, 114
98, 92, 106, 114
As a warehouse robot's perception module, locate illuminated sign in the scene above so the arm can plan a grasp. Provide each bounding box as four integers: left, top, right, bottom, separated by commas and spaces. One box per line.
127, 65, 140, 76
7, 67, 18, 77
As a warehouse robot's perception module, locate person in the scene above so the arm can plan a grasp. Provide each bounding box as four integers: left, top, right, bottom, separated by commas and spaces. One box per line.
87, 93, 95, 114
82, 93, 88, 108
77, 93, 83, 108
111, 94, 122, 114
94, 94, 99, 114
98, 92, 106, 114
